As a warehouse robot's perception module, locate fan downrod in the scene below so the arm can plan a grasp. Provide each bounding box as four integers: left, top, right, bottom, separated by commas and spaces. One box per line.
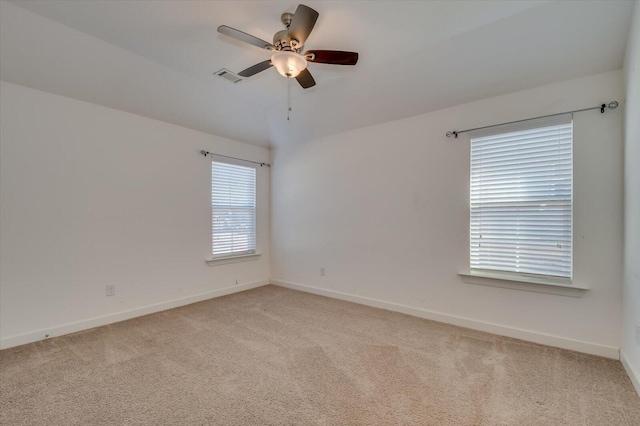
275, 12, 300, 51
281, 12, 294, 28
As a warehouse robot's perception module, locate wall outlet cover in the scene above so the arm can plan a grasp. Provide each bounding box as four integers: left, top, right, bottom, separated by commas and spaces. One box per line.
106, 284, 116, 297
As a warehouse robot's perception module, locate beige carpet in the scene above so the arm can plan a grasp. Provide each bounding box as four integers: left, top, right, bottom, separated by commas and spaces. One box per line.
1, 285, 639, 425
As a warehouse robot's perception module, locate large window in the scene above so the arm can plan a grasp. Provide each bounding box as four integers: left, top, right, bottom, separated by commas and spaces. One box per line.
211, 161, 256, 258
470, 116, 573, 279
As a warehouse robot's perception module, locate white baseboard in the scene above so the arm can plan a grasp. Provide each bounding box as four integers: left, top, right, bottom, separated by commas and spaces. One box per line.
0, 279, 269, 350
271, 279, 620, 360
621, 350, 640, 397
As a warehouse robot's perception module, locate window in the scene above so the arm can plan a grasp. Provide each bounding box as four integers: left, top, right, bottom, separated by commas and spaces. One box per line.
470, 116, 573, 279
211, 161, 256, 258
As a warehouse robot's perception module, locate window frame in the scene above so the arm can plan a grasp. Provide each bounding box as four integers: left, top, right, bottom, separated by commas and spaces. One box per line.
467, 115, 575, 285
209, 159, 258, 261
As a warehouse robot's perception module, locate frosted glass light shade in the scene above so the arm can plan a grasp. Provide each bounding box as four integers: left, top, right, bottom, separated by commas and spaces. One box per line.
271, 51, 307, 78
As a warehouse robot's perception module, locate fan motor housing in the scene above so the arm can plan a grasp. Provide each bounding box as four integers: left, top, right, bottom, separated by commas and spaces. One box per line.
273, 29, 302, 52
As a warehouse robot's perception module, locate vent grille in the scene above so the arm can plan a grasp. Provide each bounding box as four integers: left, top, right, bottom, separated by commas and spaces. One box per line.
214, 68, 243, 83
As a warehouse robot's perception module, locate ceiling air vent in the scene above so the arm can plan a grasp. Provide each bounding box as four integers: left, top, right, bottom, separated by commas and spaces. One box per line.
214, 68, 243, 84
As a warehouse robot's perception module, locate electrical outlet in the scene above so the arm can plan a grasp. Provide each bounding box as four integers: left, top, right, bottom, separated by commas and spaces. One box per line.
636, 323, 640, 345
320, 267, 326, 276
106, 284, 116, 297
235, 279, 239, 285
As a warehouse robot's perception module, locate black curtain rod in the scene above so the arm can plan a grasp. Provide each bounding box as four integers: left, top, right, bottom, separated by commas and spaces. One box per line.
446, 101, 618, 138
200, 150, 271, 167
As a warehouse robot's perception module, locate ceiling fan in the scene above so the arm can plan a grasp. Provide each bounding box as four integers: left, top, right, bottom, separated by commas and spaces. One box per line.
217, 4, 358, 89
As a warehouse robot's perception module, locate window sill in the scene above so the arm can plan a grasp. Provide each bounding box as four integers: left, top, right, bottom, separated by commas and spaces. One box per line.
206, 253, 261, 266
458, 270, 589, 297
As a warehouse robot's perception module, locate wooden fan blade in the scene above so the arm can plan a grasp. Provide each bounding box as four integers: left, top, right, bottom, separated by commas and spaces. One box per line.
288, 4, 319, 45
295, 68, 316, 89
305, 50, 359, 65
217, 25, 274, 50
238, 60, 273, 77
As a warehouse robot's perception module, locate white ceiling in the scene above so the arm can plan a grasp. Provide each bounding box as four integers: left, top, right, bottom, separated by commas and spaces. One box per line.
0, 1, 634, 147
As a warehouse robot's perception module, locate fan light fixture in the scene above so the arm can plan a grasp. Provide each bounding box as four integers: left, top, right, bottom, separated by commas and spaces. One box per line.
271, 51, 307, 78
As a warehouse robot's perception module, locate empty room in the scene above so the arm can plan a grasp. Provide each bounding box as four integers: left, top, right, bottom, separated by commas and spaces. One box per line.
1, 0, 639, 424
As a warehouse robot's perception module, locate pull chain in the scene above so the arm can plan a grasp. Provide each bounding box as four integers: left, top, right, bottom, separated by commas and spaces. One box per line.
287, 78, 292, 121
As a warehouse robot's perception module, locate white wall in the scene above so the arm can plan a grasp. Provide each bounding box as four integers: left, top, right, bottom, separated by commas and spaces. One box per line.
0, 81, 270, 348
622, 0, 640, 393
271, 70, 624, 358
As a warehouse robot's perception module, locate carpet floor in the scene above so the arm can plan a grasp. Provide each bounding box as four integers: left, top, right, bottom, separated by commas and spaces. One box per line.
1, 285, 639, 425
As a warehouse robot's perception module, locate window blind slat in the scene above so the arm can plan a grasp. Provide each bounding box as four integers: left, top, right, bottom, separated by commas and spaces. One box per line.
472, 134, 572, 152
470, 119, 573, 279
211, 161, 256, 257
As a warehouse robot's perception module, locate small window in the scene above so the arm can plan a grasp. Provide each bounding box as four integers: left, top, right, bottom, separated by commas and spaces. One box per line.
470, 116, 573, 279
211, 161, 256, 258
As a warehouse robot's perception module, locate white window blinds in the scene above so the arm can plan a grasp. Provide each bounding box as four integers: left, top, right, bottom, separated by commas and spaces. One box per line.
211, 161, 256, 258
470, 115, 573, 279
